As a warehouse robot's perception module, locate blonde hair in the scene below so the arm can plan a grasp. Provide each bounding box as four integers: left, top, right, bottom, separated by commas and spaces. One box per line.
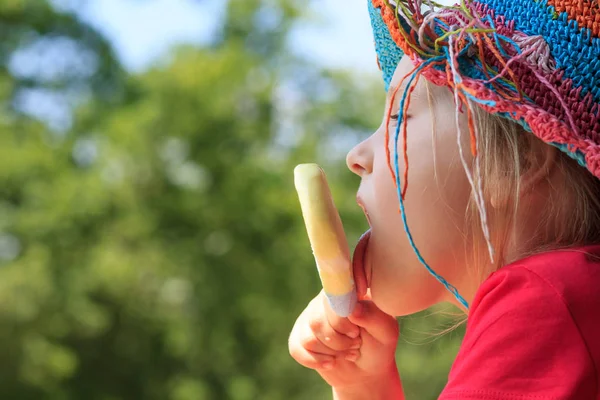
422, 80, 600, 288
469, 107, 600, 278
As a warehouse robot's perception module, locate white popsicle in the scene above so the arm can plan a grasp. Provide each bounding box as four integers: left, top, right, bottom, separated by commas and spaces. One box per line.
294, 163, 357, 317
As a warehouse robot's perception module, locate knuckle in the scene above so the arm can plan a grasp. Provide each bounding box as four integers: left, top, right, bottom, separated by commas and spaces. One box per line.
288, 336, 302, 354
308, 317, 324, 333
299, 335, 320, 350
288, 345, 301, 360
299, 357, 319, 370
292, 354, 316, 369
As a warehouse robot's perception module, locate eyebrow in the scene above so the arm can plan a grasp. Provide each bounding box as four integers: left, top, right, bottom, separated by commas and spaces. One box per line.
386, 82, 400, 102
387, 81, 422, 106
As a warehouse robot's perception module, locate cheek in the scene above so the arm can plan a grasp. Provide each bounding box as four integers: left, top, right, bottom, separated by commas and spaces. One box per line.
371, 147, 468, 268
403, 129, 473, 260
371, 122, 471, 241
366, 123, 473, 313
371, 142, 405, 237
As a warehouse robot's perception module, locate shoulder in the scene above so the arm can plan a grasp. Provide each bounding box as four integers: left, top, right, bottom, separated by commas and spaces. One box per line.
474, 245, 600, 321
440, 246, 600, 400
497, 245, 600, 293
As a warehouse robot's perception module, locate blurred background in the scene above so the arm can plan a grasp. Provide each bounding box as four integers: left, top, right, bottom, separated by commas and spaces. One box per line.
0, 0, 463, 398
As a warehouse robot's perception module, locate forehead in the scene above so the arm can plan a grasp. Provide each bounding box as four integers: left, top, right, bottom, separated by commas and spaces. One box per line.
387, 57, 445, 102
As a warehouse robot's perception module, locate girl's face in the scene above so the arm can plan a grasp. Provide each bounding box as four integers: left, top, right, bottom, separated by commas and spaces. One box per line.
347, 57, 480, 316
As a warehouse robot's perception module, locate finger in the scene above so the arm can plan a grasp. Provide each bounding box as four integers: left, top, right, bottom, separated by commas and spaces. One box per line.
300, 328, 340, 356
309, 313, 362, 352
289, 346, 336, 371
322, 294, 361, 339
348, 301, 399, 345
343, 349, 361, 363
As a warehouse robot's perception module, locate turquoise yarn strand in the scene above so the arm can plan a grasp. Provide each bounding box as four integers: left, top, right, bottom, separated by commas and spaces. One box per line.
392, 58, 470, 310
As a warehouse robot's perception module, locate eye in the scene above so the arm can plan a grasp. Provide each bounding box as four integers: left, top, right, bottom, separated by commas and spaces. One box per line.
389, 114, 411, 121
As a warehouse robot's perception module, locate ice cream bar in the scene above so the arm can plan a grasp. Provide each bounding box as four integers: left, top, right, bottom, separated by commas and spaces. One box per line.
294, 163, 357, 317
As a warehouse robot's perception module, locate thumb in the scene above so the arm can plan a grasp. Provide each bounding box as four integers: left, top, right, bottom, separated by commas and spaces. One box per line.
348, 301, 399, 345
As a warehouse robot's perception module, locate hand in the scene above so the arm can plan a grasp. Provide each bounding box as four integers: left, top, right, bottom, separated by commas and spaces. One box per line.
289, 290, 403, 398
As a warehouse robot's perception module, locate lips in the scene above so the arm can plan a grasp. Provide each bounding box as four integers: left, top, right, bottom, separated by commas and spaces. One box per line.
353, 229, 371, 300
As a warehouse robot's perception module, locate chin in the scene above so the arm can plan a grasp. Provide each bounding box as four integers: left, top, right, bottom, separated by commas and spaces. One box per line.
370, 284, 435, 317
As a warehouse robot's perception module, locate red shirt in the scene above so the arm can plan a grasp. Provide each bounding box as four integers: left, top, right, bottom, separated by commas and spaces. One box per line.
439, 246, 600, 400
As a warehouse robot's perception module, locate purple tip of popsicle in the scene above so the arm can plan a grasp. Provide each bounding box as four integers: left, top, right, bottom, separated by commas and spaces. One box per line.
325, 290, 357, 317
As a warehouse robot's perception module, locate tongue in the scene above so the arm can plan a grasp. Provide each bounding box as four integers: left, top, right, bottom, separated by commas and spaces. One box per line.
352, 230, 371, 300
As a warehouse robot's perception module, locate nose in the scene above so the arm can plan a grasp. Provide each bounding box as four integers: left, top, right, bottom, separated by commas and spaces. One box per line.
346, 134, 374, 177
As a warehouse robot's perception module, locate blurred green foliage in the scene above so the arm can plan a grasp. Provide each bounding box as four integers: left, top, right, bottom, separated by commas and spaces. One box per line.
0, 0, 464, 399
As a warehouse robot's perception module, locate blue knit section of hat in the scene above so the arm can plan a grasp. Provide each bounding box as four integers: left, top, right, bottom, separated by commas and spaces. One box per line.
368, 0, 600, 107
475, 0, 600, 103
368, 0, 404, 91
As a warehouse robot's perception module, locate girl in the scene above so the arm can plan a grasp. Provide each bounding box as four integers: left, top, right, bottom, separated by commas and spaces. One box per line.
288, 0, 600, 399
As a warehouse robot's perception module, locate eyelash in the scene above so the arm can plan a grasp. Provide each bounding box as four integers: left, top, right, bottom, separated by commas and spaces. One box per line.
390, 114, 410, 121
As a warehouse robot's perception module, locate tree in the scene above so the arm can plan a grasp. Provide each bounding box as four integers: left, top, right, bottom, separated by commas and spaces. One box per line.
0, 0, 463, 398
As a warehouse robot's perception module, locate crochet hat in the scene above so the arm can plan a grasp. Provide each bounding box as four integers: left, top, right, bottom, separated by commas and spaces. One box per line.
367, 0, 600, 308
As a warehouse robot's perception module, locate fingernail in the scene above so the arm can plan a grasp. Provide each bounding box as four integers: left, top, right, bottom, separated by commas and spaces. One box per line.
351, 340, 361, 349
347, 330, 359, 339
322, 361, 334, 370
345, 351, 360, 362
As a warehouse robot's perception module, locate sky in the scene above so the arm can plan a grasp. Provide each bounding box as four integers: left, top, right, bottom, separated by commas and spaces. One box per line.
15, 0, 381, 134
68, 0, 378, 73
